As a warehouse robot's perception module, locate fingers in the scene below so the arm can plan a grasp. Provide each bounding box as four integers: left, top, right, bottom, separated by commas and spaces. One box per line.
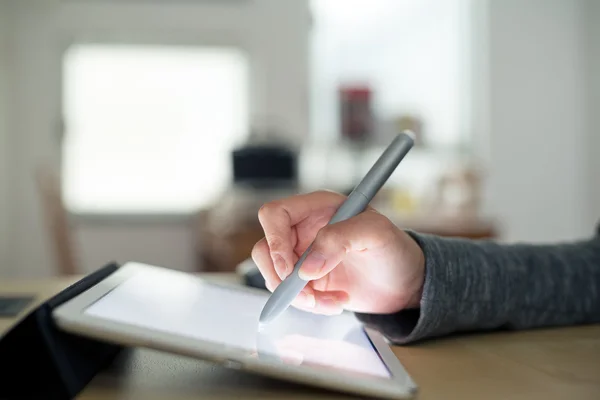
291, 287, 316, 310
252, 237, 316, 307
298, 210, 396, 281
258, 191, 347, 280
253, 236, 349, 315
313, 289, 350, 315
251, 237, 281, 292
291, 289, 349, 315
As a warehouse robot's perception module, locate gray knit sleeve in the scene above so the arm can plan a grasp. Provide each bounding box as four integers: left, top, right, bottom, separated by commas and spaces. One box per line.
355, 227, 600, 344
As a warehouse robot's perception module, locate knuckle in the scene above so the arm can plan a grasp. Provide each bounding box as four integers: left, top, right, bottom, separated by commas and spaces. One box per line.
315, 189, 334, 196
375, 212, 395, 230
316, 189, 345, 200
257, 201, 281, 222
371, 213, 398, 243
266, 235, 286, 252
315, 227, 345, 251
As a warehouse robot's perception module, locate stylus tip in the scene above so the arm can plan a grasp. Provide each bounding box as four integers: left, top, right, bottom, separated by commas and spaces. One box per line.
258, 302, 277, 327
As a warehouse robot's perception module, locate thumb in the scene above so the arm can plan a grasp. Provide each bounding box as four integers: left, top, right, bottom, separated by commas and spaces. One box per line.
297, 210, 394, 281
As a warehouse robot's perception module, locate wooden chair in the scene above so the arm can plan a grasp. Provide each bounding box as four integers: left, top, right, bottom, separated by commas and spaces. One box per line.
35, 165, 79, 275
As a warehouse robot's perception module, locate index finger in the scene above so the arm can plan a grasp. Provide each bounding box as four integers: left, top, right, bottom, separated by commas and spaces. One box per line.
257, 190, 346, 279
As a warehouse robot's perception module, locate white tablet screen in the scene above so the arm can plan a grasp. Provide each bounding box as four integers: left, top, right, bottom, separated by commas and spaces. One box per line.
84, 267, 391, 378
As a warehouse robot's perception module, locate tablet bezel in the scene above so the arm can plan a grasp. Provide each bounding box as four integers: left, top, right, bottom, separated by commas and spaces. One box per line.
52, 262, 417, 399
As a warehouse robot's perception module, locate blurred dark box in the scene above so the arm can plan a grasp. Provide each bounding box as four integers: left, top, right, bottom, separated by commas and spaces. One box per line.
232, 144, 297, 188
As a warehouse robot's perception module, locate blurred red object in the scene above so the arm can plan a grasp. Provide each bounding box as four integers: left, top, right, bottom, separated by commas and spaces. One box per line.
339, 85, 373, 143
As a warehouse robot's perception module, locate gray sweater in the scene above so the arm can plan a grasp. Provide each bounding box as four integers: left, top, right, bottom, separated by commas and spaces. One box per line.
356, 225, 600, 344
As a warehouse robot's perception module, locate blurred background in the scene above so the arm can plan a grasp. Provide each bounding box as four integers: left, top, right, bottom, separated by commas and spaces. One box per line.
0, 0, 598, 278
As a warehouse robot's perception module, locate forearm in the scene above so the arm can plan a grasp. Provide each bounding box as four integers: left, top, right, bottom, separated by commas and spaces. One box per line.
356, 230, 600, 344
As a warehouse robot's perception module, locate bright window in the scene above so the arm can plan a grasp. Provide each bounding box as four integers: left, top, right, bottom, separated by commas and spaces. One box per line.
61, 44, 249, 214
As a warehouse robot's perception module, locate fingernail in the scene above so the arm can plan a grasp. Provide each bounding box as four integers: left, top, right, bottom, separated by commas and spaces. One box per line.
273, 254, 287, 279
321, 298, 338, 307
298, 252, 326, 280
323, 294, 345, 304
299, 291, 316, 308
265, 281, 275, 292
321, 293, 349, 308
319, 298, 344, 313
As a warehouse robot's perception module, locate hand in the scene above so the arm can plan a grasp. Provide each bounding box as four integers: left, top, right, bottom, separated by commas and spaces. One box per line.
251, 190, 425, 315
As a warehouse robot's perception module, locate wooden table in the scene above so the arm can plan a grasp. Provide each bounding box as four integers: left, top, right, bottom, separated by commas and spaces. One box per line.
1, 274, 599, 399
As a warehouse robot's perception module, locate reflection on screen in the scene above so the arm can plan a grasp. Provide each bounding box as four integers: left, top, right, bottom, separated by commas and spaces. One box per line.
84, 266, 391, 378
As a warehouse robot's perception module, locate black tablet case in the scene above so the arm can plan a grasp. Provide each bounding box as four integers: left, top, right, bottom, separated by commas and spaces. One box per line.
0, 263, 123, 400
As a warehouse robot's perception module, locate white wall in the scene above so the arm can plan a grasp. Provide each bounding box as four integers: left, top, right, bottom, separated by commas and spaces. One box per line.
483, 0, 592, 242
3, 0, 310, 278
585, 0, 600, 223
0, 0, 12, 275
74, 221, 197, 275
5, 1, 59, 278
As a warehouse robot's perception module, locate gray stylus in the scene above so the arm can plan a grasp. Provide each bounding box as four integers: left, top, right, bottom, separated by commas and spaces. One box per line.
258, 131, 415, 327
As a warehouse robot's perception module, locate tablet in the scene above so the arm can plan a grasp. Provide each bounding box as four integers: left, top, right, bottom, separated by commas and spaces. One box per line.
52, 262, 417, 399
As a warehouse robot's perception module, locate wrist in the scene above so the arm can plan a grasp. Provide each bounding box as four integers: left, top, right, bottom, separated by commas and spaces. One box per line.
405, 281, 423, 309
403, 232, 426, 309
